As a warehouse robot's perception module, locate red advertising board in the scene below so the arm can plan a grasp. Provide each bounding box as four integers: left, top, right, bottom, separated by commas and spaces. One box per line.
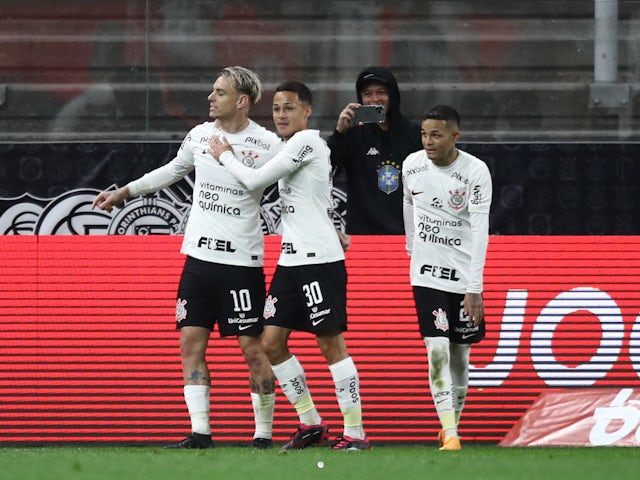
0, 235, 639, 444
499, 388, 640, 447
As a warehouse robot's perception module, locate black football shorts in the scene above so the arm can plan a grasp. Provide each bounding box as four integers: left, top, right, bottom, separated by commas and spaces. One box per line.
176, 255, 265, 337
264, 261, 347, 334
412, 286, 485, 344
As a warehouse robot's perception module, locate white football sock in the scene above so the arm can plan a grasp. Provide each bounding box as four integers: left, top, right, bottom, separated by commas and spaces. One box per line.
251, 392, 275, 439
271, 355, 322, 426
450, 343, 471, 425
425, 337, 457, 438
183, 385, 211, 435
329, 356, 364, 439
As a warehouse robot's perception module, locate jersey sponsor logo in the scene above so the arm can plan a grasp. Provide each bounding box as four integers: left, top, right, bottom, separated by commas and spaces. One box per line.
238, 324, 253, 331
377, 161, 400, 194
244, 136, 273, 151
312, 318, 326, 327
461, 332, 476, 340
366, 147, 380, 156
197, 237, 236, 252
419, 264, 460, 282
198, 181, 245, 197
432, 307, 449, 332
470, 184, 483, 205
405, 164, 428, 176
282, 242, 297, 254
451, 171, 470, 185
418, 214, 463, 228
294, 145, 313, 163
431, 197, 443, 208
263, 295, 278, 319
417, 222, 463, 246
448, 188, 467, 210
198, 198, 241, 216
281, 204, 295, 214
420, 232, 462, 246
411, 190, 424, 196
176, 298, 188, 323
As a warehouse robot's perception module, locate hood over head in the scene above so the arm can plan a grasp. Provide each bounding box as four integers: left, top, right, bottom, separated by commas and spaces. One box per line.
355, 66, 403, 126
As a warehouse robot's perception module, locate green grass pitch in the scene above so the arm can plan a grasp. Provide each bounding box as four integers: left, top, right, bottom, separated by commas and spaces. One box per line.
2, 444, 639, 480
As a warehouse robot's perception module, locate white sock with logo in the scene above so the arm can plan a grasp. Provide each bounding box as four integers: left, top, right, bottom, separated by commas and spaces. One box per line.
271, 355, 322, 426
424, 337, 457, 438
450, 343, 471, 425
329, 356, 364, 439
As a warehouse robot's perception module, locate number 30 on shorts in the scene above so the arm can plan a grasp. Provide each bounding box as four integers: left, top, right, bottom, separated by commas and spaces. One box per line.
303, 281, 323, 307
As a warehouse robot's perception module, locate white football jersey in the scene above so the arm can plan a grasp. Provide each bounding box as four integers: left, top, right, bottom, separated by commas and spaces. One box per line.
127, 120, 282, 267
220, 129, 344, 266
402, 148, 492, 293
275, 130, 344, 266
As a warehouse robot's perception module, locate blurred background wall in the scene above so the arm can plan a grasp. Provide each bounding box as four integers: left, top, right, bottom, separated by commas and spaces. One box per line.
1, 0, 639, 142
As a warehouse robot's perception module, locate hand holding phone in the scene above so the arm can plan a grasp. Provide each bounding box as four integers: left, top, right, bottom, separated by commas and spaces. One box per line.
353, 105, 385, 124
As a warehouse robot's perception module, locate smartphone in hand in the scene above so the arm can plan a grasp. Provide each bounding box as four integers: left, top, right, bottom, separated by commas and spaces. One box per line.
353, 105, 385, 124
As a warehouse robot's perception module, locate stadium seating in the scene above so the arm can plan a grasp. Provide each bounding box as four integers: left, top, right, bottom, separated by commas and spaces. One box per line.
1, 1, 639, 142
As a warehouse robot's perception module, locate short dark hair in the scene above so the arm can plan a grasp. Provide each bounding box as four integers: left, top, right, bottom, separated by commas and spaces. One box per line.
275, 81, 313, 105
422, 105, 461, 128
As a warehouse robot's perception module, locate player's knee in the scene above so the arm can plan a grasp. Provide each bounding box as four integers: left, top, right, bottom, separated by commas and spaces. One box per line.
260, 337, 286, 364
316, 330, 347, 363
179, 338, 206, 364
425, 337, 450, 373
242, 341, 265, 366
179, 327, 208, 359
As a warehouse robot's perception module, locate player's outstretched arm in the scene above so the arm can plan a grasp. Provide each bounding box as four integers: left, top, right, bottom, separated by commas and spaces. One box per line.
92, 186, 130, 212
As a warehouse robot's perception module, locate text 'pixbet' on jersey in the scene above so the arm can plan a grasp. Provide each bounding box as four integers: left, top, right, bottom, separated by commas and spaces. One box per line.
198, 237, 236, 252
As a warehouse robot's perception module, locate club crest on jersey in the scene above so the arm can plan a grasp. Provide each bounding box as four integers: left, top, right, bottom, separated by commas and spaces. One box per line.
263, 295, 278, 319
432, 308, 449, 332
176, 298, 188, 323
447, 189, 467, 210
241, 151, 259, 167
377, 160, 400, 194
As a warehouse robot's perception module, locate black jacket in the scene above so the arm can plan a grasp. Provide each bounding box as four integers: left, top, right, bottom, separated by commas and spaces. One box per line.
328, 66, 422, 234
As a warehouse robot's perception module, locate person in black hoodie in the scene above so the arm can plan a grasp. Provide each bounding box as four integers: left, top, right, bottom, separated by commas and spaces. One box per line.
328, 66, 422, 235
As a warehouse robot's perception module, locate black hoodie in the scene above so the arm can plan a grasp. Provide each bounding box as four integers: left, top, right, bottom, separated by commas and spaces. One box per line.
327, 66, 422, 234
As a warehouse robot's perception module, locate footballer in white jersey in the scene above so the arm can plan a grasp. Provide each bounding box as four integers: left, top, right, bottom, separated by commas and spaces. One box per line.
402, 148, 492, 294
128, 120, 281, 267
92, 67, 282, 450
216, 128, 344, 267
402, 104, 492, 452
209, 81, 369, 452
